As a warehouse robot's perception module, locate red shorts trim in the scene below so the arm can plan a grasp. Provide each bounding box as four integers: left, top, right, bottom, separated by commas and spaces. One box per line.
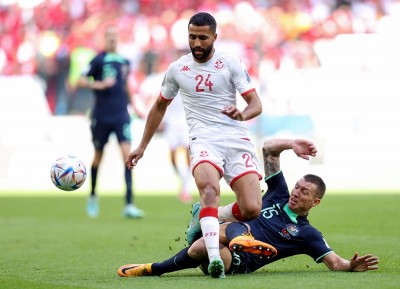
192, 160, 223, 178
230, 170, 262, 187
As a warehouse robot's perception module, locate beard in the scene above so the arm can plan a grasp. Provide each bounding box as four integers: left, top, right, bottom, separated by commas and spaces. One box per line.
190, 44, 214, 61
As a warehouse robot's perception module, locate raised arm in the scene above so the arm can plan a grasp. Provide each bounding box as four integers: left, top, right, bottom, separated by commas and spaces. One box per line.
322, 251, 379, 272
262, 139, 317, 178
77, 74, 116, 90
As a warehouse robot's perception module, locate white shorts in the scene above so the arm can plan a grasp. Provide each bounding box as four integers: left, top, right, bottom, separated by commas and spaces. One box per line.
189, 135, 262, 187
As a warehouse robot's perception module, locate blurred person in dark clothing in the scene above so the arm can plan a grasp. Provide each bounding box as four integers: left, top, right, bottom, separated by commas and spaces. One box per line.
77, 25, 144, 219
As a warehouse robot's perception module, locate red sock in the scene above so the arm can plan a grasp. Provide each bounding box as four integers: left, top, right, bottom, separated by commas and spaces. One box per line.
199, 207, 218, 219
232, 202, 246, 221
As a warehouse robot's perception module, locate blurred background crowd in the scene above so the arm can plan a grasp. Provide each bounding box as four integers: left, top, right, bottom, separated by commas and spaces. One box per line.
1, 0, 400, 193
1, 0, 399, 116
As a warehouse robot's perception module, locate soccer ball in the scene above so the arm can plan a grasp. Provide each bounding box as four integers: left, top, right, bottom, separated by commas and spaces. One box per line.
50, 155, 87, 191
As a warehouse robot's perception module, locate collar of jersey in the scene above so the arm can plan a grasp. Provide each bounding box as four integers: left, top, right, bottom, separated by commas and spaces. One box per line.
283, 203, 298, 224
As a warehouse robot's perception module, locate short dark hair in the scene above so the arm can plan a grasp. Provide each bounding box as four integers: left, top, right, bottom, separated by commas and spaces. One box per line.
304, 174, 326, 199
188, 12, 217, 33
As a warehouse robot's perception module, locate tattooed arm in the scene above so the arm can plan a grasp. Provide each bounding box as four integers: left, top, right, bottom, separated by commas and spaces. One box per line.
262, 139, 318, 178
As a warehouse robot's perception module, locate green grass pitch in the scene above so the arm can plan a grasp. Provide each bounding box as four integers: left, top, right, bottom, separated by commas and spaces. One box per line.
0, 192, 399, 289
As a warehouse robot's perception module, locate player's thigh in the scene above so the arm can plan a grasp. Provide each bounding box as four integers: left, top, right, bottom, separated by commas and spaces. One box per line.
91, 119, 112, 150
220, 246, 233, 272
231, 173, 262, 211
219, 222, 231, 244
193, 162, 222, 206
114, 119, 132, 144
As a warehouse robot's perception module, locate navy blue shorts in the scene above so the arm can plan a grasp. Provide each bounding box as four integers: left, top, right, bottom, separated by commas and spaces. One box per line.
226, 251, 253, 274
90, 118, 131, 150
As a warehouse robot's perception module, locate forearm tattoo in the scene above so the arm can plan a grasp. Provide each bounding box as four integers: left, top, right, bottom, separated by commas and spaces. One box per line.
263, 148, 280, 177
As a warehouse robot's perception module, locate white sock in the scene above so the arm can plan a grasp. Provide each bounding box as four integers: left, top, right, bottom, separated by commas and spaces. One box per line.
200, 216, 220, 260
217, 203, 238, 222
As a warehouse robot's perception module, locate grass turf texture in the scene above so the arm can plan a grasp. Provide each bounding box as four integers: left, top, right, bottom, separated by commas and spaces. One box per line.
0, 193, 399, 289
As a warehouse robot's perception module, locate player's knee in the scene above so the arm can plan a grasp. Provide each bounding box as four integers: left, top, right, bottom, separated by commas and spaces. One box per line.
188, 239, 207, 259
201, 190, 219, 206
241, 203, 261, 220
198, 184, 219, 206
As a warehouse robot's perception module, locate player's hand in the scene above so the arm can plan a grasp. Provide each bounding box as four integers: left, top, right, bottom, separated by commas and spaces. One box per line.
292, 139, 317, 160
221, 105, 243, 121
125, 147, 144, 169
349, 252, 379, 272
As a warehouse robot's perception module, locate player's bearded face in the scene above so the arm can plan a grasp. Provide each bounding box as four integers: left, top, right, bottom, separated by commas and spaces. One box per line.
190, 43, 214, 61
188, 25, 216, 62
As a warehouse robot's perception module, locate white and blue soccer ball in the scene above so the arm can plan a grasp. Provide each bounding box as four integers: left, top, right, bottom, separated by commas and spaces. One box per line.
50, 155, 87, 191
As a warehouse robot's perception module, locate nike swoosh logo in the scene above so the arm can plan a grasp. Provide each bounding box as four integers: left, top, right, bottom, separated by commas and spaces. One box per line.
121, 265, 138, 275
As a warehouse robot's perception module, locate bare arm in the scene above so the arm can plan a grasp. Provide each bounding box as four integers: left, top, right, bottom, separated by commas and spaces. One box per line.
262, 139, 317, 178
77, 75, 116, 90
125, 95, 170, 169
221, 90, 262, 121
322, 252, 379, 272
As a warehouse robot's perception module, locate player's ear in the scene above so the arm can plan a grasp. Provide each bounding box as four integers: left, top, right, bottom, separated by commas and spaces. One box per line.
312, 198, 321, 207
214, 33, 218, 41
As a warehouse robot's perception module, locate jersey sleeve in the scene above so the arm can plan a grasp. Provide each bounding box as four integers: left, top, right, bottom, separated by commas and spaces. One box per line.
263, 171, 290, 200
304, 227, 333, 263
83, 55, 100, 79
160, 62, 179, 101
228, 54, 255, 95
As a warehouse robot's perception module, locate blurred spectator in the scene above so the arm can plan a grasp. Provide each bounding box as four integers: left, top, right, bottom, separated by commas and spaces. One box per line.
0, 0, 396, 115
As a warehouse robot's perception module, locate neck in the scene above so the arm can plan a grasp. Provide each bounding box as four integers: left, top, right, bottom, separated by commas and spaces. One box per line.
283, 204, 298, 223
105, 46, 116, 53
294, 209, 309, 216
287, 204, 309, 217
207, 48, 215, 61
